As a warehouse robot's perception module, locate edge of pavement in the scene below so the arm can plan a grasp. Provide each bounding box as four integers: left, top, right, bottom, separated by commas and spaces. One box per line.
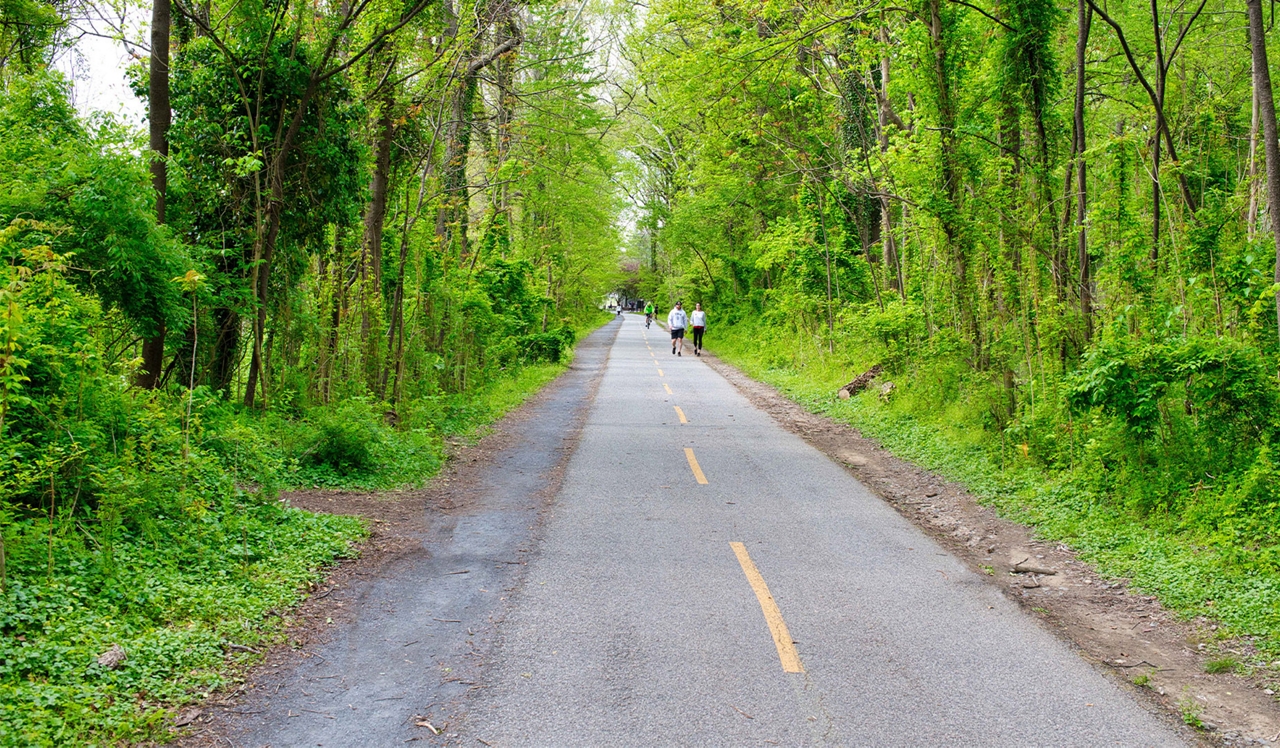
173, 316, 622, 747
699, 348, 1280, 748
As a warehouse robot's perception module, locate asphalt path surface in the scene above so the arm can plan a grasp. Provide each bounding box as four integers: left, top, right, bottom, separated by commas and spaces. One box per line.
464, 315, 1185, 746
232, 314, 1188, 746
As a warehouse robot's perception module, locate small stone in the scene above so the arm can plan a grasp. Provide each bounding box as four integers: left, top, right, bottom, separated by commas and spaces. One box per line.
96, 644, 126, 670
1265, 689, 1275, 696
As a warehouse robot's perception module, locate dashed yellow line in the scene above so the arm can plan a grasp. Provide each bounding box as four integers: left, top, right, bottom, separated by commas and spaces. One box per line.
684, 447, 707, 484
674, 406, 687, 424
658, 369, 664, 377
663, 383, 673, 395
730, 542, 804, 674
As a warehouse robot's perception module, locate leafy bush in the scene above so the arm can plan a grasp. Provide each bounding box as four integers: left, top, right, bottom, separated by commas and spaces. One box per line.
520, 326, 576, 364
305, 400, 384, 475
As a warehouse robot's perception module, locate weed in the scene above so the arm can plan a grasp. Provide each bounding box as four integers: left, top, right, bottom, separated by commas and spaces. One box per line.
1205, 657, 1240, 674
980, 564, 995, 576
1131, 674, 1151, 687
1178, 695, 1206, 729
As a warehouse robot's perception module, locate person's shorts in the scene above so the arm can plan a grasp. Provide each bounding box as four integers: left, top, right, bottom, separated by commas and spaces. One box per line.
671, 328, 685, 339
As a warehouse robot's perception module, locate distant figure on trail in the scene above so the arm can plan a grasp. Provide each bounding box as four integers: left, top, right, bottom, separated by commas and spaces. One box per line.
644, 301, 654, 327
690, 302, 706, 356
668, 302, 687, 356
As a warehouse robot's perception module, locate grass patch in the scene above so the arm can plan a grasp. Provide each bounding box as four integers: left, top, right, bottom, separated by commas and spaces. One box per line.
1205, 657, 1241, 674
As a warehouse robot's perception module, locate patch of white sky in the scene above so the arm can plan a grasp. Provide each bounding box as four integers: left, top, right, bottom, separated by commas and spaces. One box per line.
56, 1, 149, 127
583, 0, 649, 249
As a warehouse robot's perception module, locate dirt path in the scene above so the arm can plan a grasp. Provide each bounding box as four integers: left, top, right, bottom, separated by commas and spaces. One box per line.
702, 353, 1280, 747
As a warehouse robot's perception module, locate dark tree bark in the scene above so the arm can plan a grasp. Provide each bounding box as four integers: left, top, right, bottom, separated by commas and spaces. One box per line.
209, 307, 239, 395
138, 0, 171, 389
1076, 0, 1093, 343
363, 81, 396, 291
436, 34, 520, 261
1245, 0, 1280, 343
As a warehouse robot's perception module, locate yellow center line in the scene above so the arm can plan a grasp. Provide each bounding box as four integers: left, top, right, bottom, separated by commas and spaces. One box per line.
730, 542, 804, 674
663, 383, 673, 395
658, 369, 664, 377
674, 406, 687, 424
684, 447, 707, 484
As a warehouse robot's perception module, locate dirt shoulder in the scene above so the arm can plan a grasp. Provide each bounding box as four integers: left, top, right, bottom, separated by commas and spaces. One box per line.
703, 354, 1280, 748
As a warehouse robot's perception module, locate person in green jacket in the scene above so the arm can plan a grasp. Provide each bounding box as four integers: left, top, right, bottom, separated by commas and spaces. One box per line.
643, 301, 654, 327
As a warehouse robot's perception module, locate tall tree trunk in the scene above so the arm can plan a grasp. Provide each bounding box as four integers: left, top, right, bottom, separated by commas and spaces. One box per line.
138, 0, 170, 389
1245, 0, 1280, 343
438, 63, 479, 259
363, 87, 396, 293
1076, 0, 1093, 343
878, 26, 904, 294
1249, 53, 1262, 242
209, 307, 239, 395
927, 0, 979, 360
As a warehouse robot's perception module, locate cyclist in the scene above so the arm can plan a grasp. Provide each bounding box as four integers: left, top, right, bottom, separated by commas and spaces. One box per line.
643, 300, 654, 328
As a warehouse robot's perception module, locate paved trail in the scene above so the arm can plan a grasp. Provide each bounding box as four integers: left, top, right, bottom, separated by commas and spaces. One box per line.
233, 315, 1188, 747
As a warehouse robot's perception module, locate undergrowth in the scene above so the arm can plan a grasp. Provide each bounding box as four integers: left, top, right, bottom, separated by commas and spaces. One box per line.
709, 316, 1280, 658
0, 312, 603, 746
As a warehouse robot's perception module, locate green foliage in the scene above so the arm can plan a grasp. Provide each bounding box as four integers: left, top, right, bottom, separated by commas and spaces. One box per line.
0, 10, 620, 738
305, 399, 386, 476
0, 73, 186, 339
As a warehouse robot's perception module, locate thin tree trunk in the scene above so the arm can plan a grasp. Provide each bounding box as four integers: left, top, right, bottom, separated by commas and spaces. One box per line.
878, 27, 904, 294
927, 0, 979, 360
1249, 57, 1262, 242
1077, 0, 1093, 343
138, 0, 170, 389
1245, 0, 1280, 343
363, 86, 396, 292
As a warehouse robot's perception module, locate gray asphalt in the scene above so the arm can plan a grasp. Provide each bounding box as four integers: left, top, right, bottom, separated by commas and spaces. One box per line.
228, 314, 1188, 747
461, 314, 1187, 746
225, 318, 620, 747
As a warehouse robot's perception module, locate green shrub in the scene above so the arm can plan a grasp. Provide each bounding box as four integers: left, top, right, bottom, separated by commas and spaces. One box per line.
305, 399, 384, 476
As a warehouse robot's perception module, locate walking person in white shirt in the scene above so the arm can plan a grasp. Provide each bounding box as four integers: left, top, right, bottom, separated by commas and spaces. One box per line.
667, 302, 688, 356
689, 302, 707, 356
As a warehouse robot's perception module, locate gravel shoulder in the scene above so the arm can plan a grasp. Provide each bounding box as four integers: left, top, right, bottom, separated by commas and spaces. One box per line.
702, 352, 1280, 747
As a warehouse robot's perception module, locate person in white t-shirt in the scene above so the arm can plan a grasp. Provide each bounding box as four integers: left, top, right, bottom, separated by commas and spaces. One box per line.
690, 302, 707, 356
667, 302, 688, 356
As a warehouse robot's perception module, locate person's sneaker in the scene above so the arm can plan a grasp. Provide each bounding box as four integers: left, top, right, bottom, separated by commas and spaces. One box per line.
678, 349, 681, 356
672, 344, 676, 354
